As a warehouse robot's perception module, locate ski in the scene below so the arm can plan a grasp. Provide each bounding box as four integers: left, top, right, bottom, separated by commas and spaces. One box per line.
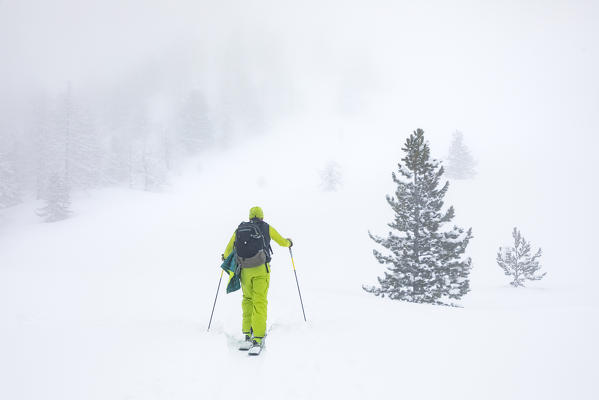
238, 339, 253, 351
248, 341, 263, 356
248, 335, 266, 356
236, 328, 270, 354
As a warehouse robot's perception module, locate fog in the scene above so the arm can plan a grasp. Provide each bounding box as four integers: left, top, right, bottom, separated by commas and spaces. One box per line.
2, 1, 599, 286
2, 2, 599, 398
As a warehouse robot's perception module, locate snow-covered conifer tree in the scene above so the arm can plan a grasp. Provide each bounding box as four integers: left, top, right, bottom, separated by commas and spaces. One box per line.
364, 129, 473, 305
140, 137, 167, 192
0, 130, 21, 209
497, 227, 545, 287
0, 150, 21, 208
177, 90, 213, 155
32, 85, 101, 197
445, 131, 476, 180
36, 173, 71, 222
68, 104, 102, 191
319, 161, 343, 192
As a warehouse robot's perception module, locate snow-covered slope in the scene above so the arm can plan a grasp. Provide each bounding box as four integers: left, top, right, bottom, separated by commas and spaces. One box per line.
1, 129, 597, 400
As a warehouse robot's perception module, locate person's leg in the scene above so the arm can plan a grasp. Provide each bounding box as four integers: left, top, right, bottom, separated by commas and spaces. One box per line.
240, 268, 253, 335
250, 265, 270, 342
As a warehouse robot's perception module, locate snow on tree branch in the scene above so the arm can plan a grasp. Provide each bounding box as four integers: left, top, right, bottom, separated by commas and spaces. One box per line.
497, 227, 545, 287
364, 129, 473, 305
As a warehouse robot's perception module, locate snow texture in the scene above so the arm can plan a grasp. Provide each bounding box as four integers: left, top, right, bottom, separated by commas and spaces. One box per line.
1, 1, 598, 399
1, 135, 597, 399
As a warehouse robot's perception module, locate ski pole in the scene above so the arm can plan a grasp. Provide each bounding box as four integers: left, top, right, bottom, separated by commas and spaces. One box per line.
207, 270, 224, 332
289, 247, 307, 322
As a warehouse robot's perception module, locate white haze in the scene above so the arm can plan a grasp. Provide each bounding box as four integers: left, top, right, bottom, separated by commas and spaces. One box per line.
1, 1, 599, 398
2, 0, 598, 324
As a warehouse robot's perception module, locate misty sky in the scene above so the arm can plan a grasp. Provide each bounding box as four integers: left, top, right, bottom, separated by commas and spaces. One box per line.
3, 1, 598, 104
3, 5, 599, 399
1, 1, 598, 268
2, 1, 597, 150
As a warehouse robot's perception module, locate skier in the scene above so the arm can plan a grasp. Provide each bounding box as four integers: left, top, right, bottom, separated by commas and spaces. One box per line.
222, 206, 292, 355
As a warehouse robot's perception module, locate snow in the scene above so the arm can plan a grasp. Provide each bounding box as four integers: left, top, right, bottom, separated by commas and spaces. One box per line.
1, 129, 598, 400
2, 0, 599, 396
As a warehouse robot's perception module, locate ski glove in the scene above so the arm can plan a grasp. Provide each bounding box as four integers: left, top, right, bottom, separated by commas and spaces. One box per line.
287, 238, 293, 247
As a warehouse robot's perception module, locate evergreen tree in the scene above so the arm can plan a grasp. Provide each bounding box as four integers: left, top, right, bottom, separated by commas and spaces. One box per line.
0, 151, 21, 208
497, 227, 545, 287
33, 85, 101, 197
0, 133, 21, 208
139, 136, 167, 192
36, 173, 71, 222
319, 161, 343, 192
364, 129, 473, 305
445, 131, 476, 180
32, 94, 63, 201
104, 135, 131, 186
68, 103, 102, 191
177, 90, 213, 155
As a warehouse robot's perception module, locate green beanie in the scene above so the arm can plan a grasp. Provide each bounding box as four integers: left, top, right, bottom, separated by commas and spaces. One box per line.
249, 206, 264, 220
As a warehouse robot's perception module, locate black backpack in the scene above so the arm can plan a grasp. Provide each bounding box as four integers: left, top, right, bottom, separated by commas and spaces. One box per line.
235, 221, 271, 268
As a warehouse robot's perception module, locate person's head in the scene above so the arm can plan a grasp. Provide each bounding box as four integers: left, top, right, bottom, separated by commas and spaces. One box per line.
249, 206, 264, 220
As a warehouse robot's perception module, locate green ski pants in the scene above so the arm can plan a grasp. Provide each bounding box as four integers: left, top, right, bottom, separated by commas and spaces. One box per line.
240, 264, 270, 339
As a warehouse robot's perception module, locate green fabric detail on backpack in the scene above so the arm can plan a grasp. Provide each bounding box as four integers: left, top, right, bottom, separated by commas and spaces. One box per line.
220, 250, 241, 293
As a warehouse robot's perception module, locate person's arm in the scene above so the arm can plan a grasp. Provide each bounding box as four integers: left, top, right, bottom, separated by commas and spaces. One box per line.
223, 232, 236, 258
269, 225, 291, 247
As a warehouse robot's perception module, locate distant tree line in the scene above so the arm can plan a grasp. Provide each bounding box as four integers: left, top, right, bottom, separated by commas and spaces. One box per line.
0, 82, 262, 222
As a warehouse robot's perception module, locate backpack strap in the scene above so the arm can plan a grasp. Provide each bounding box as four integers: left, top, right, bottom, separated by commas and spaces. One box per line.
260, 220, 273, 261
250, 219, 271, 251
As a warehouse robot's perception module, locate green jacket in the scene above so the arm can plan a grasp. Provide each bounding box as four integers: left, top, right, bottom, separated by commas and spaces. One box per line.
220, 250, 240, 293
